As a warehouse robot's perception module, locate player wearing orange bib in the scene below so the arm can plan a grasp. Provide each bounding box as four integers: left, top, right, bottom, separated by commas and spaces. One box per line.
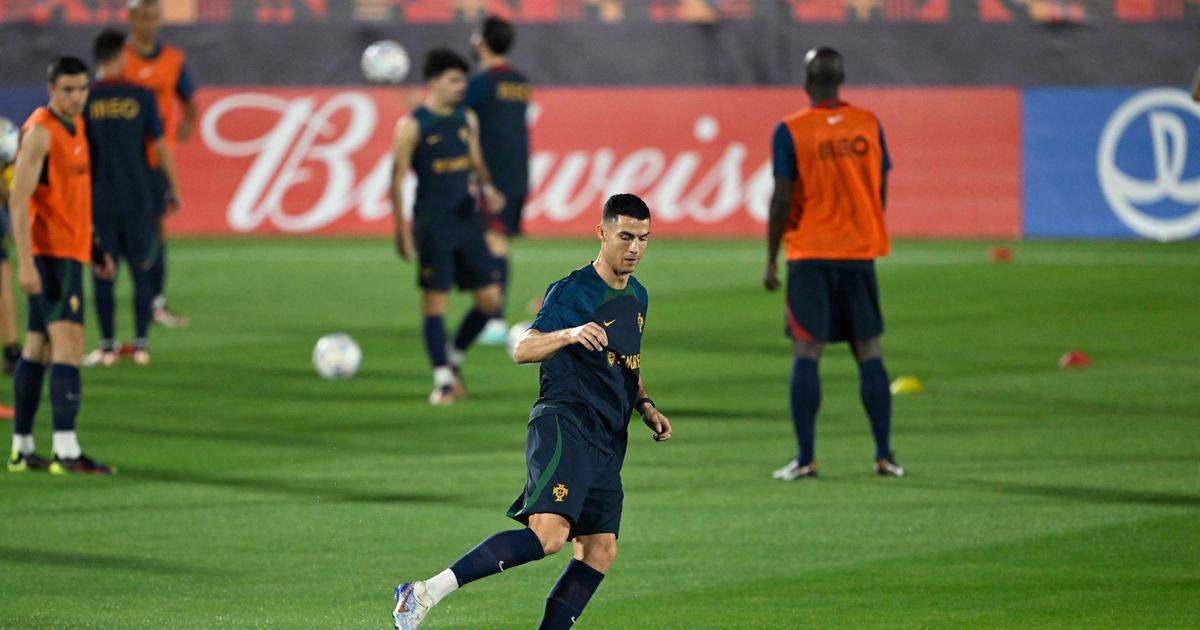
764, 48, 903, 481
124, 0, 197, 329
7, 57, 116, 475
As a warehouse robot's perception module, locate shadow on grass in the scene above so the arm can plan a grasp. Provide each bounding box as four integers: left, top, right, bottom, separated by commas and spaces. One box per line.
909, 477, 1200, 508
132, 467, 458, 505
0, 545, 211, 575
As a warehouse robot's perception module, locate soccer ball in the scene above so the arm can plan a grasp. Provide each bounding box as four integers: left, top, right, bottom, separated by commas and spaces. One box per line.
506, 321, 534, 362
0, 117, 19, 165
361, 40, 410, 84
312, 333, 362, 380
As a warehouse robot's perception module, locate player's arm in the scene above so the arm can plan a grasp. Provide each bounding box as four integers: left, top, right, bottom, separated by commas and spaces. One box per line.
635, 376, 672, 442
465, 109, 505, 214
176, 64, 198, 141
765, 123, 798, 292
9, 125, 49, 295
154, 140, 183, 214
389, 117, 419, 260
512, 323, 608, 364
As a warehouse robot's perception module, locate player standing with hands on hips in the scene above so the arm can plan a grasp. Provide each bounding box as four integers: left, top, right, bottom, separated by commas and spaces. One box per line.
764, 47, 904, 480
392, 193, 672, 630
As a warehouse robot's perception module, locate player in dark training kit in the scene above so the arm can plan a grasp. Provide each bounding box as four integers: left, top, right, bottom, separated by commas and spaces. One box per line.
465, 16, 531, 345
392, 194, 673, 630
764, 48, 904, 480
389, 49, 507, 405
83, 29, 183, 368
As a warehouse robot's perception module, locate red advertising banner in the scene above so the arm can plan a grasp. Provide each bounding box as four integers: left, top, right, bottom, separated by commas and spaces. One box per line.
170, 87, 1020, 238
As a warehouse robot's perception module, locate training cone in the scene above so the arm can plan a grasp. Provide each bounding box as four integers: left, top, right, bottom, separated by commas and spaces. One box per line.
0, 404, 13, 420
1058, 351, 1092, 368
989, 246, 1014, 263
890, 375, 925, 395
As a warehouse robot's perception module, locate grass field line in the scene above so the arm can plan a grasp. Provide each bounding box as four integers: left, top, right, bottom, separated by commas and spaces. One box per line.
169, 244, 1200, 267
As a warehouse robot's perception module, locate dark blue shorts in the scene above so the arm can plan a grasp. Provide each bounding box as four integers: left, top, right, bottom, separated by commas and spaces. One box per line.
94, 211, 158, 269
28, 256, 85, 333
786, 259, 884, 343
507, 413, 625, 540
415, 223, 500, 292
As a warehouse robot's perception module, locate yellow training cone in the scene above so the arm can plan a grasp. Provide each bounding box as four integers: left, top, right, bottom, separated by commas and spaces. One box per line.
890, 375, 925, 395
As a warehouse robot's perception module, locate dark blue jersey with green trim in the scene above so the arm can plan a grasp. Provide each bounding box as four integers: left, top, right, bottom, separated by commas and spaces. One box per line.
531, 263, 648, 452
410, 105, 475, 230
84, 79, 163, 219
464, 66, 529, 198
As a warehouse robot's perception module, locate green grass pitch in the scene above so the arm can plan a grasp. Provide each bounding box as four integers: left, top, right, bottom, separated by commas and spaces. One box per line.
2, 238, 1198, 629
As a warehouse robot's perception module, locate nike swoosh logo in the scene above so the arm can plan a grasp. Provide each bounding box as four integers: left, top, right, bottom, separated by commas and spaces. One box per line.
827, 115, 844, 125
397, 591, 411, 613
498, 561, 506, 571
603, 320, 616, 327
571, 617, 577, 624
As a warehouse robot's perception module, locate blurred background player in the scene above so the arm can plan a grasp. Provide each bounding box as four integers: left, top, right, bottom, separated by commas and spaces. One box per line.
763, 47, 903, 481
124, 0, 197, 329
0, 122, 24, 380
465, 16, 531, 346
389, 48, 506, 405
83, 29, 183, 368
7, 56, 116, 475
392, 194, 672, 630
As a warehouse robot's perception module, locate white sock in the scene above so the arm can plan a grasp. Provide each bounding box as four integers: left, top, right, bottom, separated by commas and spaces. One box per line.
446, 345, 465, 368
152, 295, 167, 311
424, 569, 458, 605
52, 431, 81, 459
12, 434, 34, 455
433, 366, 455, 389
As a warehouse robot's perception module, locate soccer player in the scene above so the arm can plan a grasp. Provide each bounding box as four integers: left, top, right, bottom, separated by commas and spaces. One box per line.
391, 193, 672, 630
465, 15, 531, 345
1, 144, 24, 376
763, 47, 904, 480
124, 0, 197, 329
389, 48, 506, 405
83, 29, 183, 367
7, 56, 116, 475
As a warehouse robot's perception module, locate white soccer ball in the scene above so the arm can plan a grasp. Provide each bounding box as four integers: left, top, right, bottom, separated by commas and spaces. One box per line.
361, 40, 411, 84
312, 333, 362, 380
507, 320, 534, 362
0, 117, 19, 165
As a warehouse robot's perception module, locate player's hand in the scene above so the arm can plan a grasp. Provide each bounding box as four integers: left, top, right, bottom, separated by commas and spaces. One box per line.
94, 254, 117, 281
18, 264, 41, 295
176, 119, 194, 142
394, 226, 414, 261
482, 184, 506, 214
566, 322, 607, 352
640, 404, 672, 442
166, 189, 183, 215
763, 261, 780, 292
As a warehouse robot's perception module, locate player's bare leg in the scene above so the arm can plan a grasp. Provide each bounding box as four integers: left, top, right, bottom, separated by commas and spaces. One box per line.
0, 260, 21, 376
446, 283, 503, 396
8, 332, 49, 471
775, 338, 823, 480
851, 337, 903, 477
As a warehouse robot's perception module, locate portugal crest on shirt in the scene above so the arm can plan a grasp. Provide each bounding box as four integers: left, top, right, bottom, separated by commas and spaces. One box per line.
637, 312, 644, 333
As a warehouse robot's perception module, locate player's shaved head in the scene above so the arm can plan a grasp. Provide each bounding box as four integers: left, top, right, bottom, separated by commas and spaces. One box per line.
804, 47, 844, 89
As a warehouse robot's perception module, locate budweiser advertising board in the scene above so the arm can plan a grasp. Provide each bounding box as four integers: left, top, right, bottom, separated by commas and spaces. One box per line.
172, 87, 1020, 238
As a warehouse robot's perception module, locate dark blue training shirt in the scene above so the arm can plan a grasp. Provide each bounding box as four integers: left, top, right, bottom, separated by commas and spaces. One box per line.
464, 65, 530, 199
84, 79, 163, 219
530, 263, 649, 453
410, 105, 476, 231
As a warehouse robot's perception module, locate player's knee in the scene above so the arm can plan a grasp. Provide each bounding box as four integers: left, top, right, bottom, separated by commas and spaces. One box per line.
578, 537, 617, 572
537, 532, 568, 556
793, 340, 823, 360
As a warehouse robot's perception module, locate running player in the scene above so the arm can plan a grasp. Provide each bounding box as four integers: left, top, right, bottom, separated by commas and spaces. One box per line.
764, 47, 904, 480
7, 56, 116, 475
392, 193, 672, 630
389, 48, 506, 405
465, 15, 531, 345
124, 0, 197, 329
83, 29, 183, 367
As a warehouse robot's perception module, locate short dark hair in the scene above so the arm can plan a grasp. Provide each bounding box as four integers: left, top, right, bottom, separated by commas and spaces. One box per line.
804, 47, 845, 88
480, 16, 515, 55
47, 56, 89, 85
423, 48, 469, 81
93, 29, 126, 65
602, 193, 651, 223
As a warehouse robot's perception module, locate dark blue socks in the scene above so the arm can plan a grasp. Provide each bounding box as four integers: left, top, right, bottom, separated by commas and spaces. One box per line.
790, 357, 820, 466
49, 364, 81, 432
449, 528, 544, 587
453, 308, 492, 352
12, 359, 47, 436
423, 315, 448, 367
94, 273, 117, 343
495, 257, 509, 318
538, 559, 605, 629
150, 240, 167, 302
133, 264, 155, 341
858, 358, 893, 461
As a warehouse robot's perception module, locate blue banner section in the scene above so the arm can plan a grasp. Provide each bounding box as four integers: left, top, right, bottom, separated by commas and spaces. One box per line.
1023, 87, 1200, 241
0, 88, 48, 127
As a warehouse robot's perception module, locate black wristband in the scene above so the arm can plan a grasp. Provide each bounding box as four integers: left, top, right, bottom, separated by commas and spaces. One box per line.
634, 397, 655, 415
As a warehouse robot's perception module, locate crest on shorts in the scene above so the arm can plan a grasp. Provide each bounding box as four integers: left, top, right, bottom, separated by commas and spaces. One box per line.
552, 484, 569, 503
458, 126, 469, 142
421, 266, 433, 281
607, 351, 616, 366
69, 295, 80, 314
637, 312, 644, 333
